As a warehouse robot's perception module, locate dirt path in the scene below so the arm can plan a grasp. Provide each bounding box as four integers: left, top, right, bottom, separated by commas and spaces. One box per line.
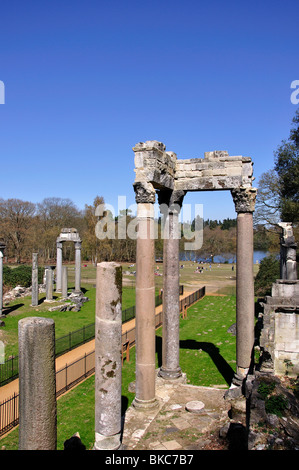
0, 288, 199, 403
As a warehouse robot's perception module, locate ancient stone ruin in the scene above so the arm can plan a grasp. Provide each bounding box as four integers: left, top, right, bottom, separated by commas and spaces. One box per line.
260, 222, 299, 377
56, 228, 82, 294
132, 141, 257, 403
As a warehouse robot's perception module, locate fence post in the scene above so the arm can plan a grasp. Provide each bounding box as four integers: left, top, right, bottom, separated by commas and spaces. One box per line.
65, 363, 68, 391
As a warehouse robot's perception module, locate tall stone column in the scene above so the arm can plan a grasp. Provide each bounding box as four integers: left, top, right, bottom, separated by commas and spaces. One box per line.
62, 266, 68, 299
231, 187, 257, 385
45, 268, 53, 301
18, 317, 57, 450
0, 242, 6, 317
133, 181, 157, 409
31, 253, 39, 307
94, 262, 122, 451
74, 241, 82, 293
158, 190, 186, 380
56, 241, 63, 292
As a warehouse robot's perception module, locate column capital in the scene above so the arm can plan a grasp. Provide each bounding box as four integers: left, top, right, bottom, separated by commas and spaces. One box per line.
231, 187, 257, 213
157, 189, 186, 212
56, 241, 63, 249
74, 241, 82, 250
133, 181, 156, 204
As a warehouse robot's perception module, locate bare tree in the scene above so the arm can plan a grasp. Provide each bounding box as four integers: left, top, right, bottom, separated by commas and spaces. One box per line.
0, 198, 36, 263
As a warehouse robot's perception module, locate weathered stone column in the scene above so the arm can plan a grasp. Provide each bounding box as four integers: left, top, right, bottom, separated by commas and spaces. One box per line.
133, 181, 157, 409
278, 222, 297, 281
94, 262, 122, 451
0, 242, 5, 317
31, 253, 39, 307
45, 268, 53, 301
18, 317, 57, 450
56, 241, 63, 292
231, 187, 257, 385
158, 190, 186, 380
62, 265, 68, 299
74, 241, 82, 293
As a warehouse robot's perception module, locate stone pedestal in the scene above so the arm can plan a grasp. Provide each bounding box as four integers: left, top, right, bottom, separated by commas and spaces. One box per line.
18, 317, 57, 450
31, 253, 39, 307
94, 262, 122, 451
133, 182, 157, 409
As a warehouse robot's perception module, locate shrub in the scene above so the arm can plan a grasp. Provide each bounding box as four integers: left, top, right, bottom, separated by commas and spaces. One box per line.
265, 395, 288, 417
3, 265, 44, 288
254, 254, 280, 296
257, 381, 276, 400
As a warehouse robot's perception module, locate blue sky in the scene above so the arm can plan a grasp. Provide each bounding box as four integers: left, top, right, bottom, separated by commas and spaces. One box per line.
0, 0, 298, 222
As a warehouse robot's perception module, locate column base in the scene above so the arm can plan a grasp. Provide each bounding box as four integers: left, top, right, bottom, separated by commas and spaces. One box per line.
158, 366, 182, 380
132, 396, 158, 410
93, 432, 122, 451
224, 368, 249, 399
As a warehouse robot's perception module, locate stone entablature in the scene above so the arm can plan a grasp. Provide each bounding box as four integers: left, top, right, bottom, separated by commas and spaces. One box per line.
57, 228, 81, 244
133, 141, 254, 193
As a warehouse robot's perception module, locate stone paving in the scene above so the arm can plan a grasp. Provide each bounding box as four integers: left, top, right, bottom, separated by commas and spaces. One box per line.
122, 373, 231, 451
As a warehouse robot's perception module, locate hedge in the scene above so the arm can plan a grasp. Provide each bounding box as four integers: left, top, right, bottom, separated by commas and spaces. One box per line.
3, 265, 44, 288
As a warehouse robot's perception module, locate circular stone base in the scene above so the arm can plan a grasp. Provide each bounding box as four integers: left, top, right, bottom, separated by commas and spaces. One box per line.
185, 400, 205, 413
132, 397, 158, 410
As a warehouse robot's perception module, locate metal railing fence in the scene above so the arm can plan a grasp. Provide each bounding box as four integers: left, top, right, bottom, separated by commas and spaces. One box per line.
0, 286, 205, 437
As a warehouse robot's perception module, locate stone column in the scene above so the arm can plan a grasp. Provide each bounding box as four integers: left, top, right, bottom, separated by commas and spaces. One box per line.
94, 262, 122, 451
158, 190, 185, 380
62, 265, 68, 299
18, 317, 57, 450
56, 241, 63, 292
231, 187, 257, 384
31, 253, 39, 307
0, 242, 5, 317
45, 268, 53, 301
278, 223, 297, 281
133, 181, 157, 409
74, 241, 82, 293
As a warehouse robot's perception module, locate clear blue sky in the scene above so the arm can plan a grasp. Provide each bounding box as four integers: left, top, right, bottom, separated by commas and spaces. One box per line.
0, 0, 298, 222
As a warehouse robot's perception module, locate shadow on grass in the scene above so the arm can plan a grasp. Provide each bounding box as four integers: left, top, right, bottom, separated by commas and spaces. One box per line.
3, 303, 24, 314
156, 336, 234, 386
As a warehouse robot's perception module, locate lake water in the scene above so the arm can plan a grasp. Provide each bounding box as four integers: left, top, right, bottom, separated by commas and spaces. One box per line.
179, 250, 269, 264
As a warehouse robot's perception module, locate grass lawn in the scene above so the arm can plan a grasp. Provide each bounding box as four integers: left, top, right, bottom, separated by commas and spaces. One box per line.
0, 283, 137, 359
0, 294, 238, 450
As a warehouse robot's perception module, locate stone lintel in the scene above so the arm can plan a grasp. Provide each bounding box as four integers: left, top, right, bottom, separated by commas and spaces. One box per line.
133, 142, 254, 193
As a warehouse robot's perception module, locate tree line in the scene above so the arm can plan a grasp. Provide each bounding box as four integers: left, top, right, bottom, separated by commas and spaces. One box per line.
0, 194, 273, 265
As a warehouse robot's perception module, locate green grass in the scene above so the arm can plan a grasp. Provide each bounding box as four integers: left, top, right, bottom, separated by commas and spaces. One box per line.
156, 295, 237, 387
1, 284, 137, 359
0, 294, 237, 450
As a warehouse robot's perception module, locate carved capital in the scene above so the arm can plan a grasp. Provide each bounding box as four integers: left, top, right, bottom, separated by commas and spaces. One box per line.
157, 189, 186, 213
56, 241, 63, 249
133, 181, 156, 204
231, 187, 257, 213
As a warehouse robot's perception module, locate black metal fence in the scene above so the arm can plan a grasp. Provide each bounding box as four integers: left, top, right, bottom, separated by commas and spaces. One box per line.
0, 294, 163, 387
0, 286, 205, 438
